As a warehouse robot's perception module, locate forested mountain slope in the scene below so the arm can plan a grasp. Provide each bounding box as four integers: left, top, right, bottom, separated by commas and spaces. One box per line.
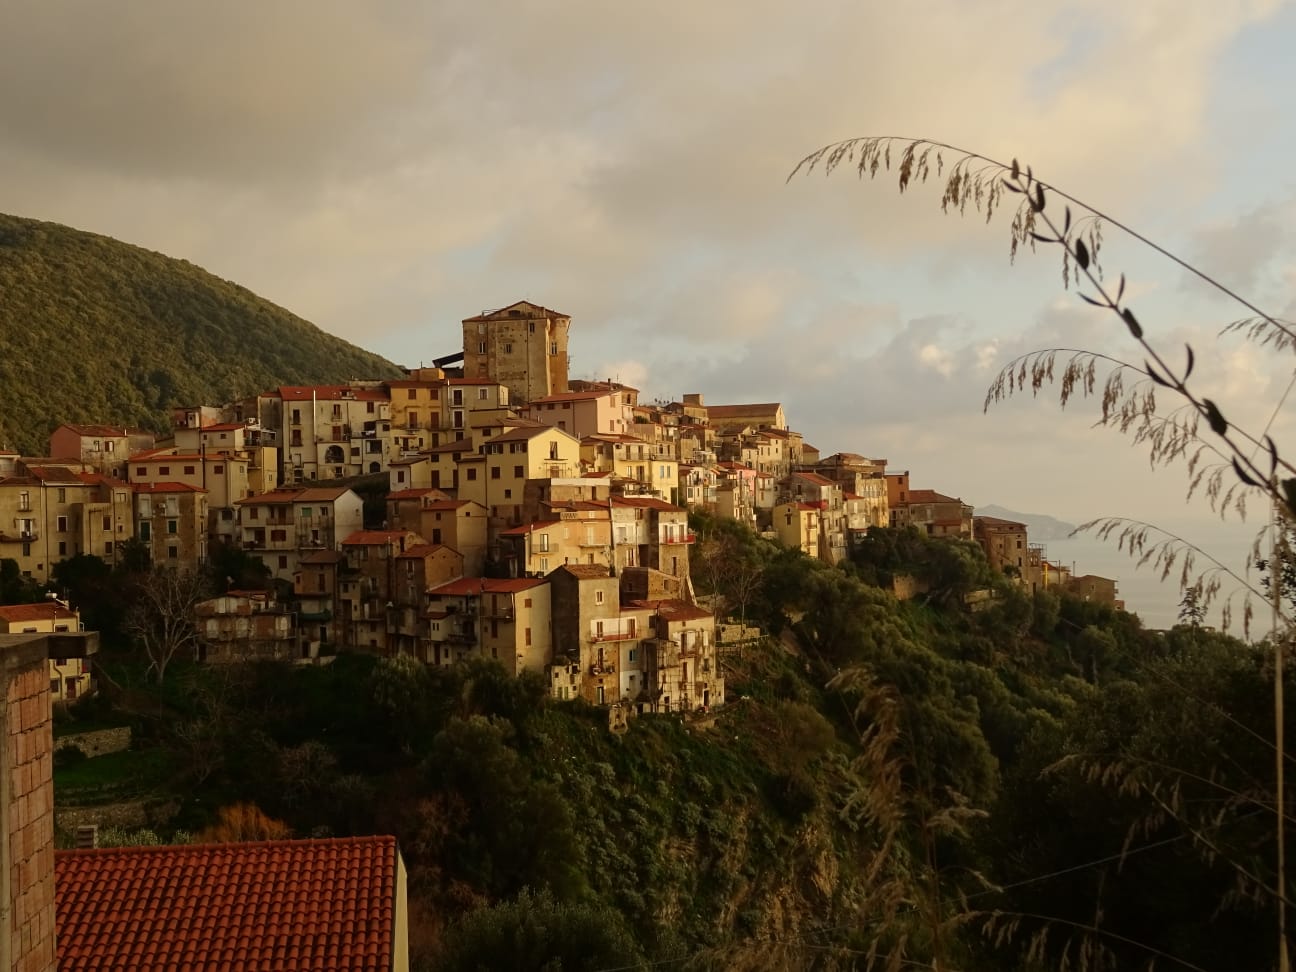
0, 213, 402, 454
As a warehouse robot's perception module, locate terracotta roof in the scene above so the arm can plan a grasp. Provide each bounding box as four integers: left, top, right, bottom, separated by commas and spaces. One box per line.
295, 487, 355, 502
237, 489, 305, 506
134, 481, 208, 494
794, 502, 822, 512
422, 500, 476, 512
529, 391, 615, 404
492, 425, 570, 444
974, 515, 1027, 530
706, 403, 782, 418
429, 440, 475, 454
386, 488, 447, 501
551, 564, 611, 579
0, 603, 77, 624
55, 423, 153, 437
23, 465, 90, 484
55, 836, 399, 972
792, 471, 838, 488
273, 385, 389, 402
396, 543, 448, 559
429, 577, 547, 596
905, 489, 964, 505
299, 550, 346, 565
342, 530, 417, 546
626, 598, 713, 622
462, 299, 569, 322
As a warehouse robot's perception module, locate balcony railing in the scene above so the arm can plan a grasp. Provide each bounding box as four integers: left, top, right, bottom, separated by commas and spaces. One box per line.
591, 630, 637, 643
0, 530, 37, 544
660, 532, 696, 545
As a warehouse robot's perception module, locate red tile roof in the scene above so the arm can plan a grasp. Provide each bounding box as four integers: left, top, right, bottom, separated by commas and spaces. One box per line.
611, 496, 683, 512
55, 836, 399, 972
626, 598, 713, 622
905, 489, 964, 505
429, 577, 546, 596
462, 300, 568, 322
56, 423, 153, 437
792, 471, 838, 488
0, 603, 77, 624
396, 543, 448, 559
498, 519, 562, 536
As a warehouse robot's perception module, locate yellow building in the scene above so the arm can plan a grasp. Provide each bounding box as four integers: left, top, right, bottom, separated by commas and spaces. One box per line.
457, 425, 582, 532
498, 509, 613, 577
385, 492, 488, 575
0, 466, 133, 580
0, 602, 92, 703
773, 501, 821, 558
425, 577, 552, 675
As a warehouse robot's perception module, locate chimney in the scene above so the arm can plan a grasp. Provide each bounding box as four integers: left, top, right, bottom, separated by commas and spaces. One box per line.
0, 634, 57, 972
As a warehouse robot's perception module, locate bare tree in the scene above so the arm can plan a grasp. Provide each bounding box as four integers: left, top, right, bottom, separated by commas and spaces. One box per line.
124, 565, 210, 683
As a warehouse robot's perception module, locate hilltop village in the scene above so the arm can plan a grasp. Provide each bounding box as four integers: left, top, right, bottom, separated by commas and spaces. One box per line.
0, 300, 1118, 711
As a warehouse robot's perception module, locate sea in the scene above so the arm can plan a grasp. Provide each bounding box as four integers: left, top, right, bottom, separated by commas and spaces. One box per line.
1040, 517, 1276, 637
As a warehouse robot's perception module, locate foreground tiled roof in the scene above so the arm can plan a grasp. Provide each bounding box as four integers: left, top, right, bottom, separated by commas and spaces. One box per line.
55, 836, 399, 972
0, 603, 77, 624
56, 423, 153, 437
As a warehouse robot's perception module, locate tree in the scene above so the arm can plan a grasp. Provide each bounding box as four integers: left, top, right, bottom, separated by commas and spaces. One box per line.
0, 558, 45, 605
124, 565, 210, 683
198, 802, 292, 843
797, 135, 1296, 970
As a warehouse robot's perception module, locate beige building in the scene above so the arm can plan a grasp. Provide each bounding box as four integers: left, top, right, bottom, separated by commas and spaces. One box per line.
235, 486, 364, 581
135, 482, 209, 567
547, 565, 653, 706
194, 592, 298, 663
385, 492, 488, 575
523, 387, 635, 439
47, 424, 155, 479
294, 549, 346, 656
130, 448, 255, 541
900, 489, 974, 540
461, 300, 570, 404
704, 401, 787, 434
498, 508, 613, 577
630, 596, 723, 713
974, 515, 1035, 583
425, 577, 552, 674
338, 529, 427, 653
0, 602, 93, 703
780, 472, 847, 564
457, 425, 582, 534
0, 466, 133, 580
252, 384, 393, 484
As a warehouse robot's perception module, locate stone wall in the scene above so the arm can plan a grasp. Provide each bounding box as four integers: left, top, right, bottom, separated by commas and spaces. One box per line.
56, 796, 180, 834
54, 725, 132, 759
1, 634, 57, 972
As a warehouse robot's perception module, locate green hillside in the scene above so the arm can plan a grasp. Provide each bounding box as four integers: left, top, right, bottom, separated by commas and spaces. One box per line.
0, 213, 403, 455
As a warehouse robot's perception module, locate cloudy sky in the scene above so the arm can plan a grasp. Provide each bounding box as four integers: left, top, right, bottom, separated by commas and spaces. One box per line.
5, 1, 1296, 622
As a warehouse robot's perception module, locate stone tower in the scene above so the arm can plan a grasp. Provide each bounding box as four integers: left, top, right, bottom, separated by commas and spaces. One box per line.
461, 301, 570, 405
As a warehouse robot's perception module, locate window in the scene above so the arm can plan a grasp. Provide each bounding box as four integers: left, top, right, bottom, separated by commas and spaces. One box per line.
183, 465, 196, 475
525, 627, 532, 646
453, 389, 463, 406
278, 555, 288, 569
513, 465, 524, 478
214, 465, 224, 475
101, 515, 111, 531
57, 541, 66, 556
271, 529, 287, 542
466, 468, 477, 481
167, 546, 178, 559
408, 389, 417, 400
524, 597, 532, 608
57, 487, 66, 502
105, 541, 113, 555
503, 342, 513, 354
167, 519, 178, 534
139, 522, 151, 541
18, 491, 30, 511
432, 528, 442, 544
539, 534, 550, 552
56, 515, 67, 532
478, 387, 488, 400
550, 342, 558, 355
539, 556, 549, 571
491, 467, 501, 480
292, 408, 302, 424
595, 590, 605, 605
21, 543, 30, 557
477, 341, 486, 354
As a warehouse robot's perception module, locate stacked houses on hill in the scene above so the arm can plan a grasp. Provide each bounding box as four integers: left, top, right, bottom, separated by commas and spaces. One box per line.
1, 298, 1121, 710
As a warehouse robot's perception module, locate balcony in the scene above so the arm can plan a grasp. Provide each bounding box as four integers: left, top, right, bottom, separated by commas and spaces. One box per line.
590, 630, 637, 643
660, 532, 696, 545
0, 530, 37, 544
483, 605, 515, 621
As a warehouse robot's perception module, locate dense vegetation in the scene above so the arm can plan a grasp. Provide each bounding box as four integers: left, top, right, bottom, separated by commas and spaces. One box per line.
0, 213, 403, 455
51, 520, 1294, 970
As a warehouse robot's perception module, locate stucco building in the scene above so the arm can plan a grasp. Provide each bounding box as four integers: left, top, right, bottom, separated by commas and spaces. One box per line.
461, 300, 570, 405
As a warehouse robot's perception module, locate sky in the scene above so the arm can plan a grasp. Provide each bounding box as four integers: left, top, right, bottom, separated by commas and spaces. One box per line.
4, 1, 1296, 626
